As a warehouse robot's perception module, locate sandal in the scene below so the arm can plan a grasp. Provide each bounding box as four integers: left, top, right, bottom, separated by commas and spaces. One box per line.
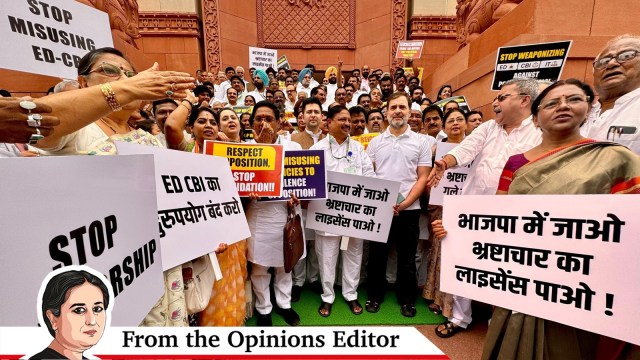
347, 300, 363, 315
401, 304, 417, 317
318, 301, 332, 317
428, 303, 442, 315
365, 300, 381, 313
435, 321, 463, 338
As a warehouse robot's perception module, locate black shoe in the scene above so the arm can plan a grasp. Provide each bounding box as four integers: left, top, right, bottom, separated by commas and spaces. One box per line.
291, 285, 303, 302
309, 281, 323, 295
275, 307, 300, 326
256, 312, 272, 326
401, 304, 417, 318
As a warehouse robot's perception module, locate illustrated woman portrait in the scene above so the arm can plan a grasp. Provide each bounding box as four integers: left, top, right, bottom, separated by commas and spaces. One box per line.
30, 268, 112, 360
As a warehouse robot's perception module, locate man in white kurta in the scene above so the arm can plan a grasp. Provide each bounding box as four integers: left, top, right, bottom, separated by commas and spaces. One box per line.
584, 35, 640, 155
310, 104, 375, 316
427, 78, 542, 337
245, 101, 302, 326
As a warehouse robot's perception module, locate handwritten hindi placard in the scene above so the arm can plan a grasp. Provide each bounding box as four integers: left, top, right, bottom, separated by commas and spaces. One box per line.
306, 171, 400, 242
204, 141, 285, 197
429, 142, 471, 206
263, 150, 327, 201
0, 155, 164, 326
116, 142, 250, 270
249, 46, 277, 70
441, 195, 640, 345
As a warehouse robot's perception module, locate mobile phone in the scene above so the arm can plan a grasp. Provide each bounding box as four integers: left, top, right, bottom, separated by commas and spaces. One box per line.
242, 128, 254, 141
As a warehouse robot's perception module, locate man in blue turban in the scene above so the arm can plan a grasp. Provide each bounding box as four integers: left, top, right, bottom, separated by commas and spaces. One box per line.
248, 69, 269, 102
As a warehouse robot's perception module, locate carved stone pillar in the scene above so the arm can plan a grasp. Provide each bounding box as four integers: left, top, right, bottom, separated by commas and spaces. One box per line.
390, 0, 408, 70
201, 0, 222, 74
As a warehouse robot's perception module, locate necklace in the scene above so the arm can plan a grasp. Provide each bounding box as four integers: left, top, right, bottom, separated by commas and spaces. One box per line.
328, 134, 352, 160
100, 118, 132, 135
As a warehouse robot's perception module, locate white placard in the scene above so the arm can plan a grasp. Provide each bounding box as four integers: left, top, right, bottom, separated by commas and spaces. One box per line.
116, 142, 251, 270
306, 171, 400, 243
441, 195, 640, 345
0, 155, 164, 326
429, 142, 471, 206
0, 0, 113, 79
249, 46, 277, 70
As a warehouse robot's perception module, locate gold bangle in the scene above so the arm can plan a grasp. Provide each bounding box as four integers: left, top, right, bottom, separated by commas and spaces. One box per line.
100, 83, 122, 112
179, 103, 191, 112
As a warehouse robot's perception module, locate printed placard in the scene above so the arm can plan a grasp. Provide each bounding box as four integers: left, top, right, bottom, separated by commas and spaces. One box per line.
396, 40, 424, 59
116, 143, 250, 270
263, 150, 327, 201
233, 106, 253, 116
351, 132, 380, 150
491, 40, 572, 90
441, 195, 640, 345
306, 171, 400, 242
0, 155, 163, 326
277, 54, 290, 70
433, 95, 471, 114
429, 142, 471, 206
204, 141, 285, 197
0, 0, 113, 79
249, 46, 277, 70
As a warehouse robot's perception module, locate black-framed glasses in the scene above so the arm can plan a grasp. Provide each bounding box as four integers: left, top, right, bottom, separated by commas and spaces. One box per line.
538, 95, 590, 111
85, 62, 136, 78
593, 50, 640, 69
494, 93, 528, 102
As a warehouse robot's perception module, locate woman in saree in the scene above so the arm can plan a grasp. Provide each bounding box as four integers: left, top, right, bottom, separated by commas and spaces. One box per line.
33, 47, 196, 327
200, 108, 251, 326
433, 79, 640, 358
423, 108, 468, 321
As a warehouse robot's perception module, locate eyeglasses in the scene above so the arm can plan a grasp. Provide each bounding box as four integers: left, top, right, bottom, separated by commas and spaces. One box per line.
445, 117, 466, 124
494, 93, 528, 102
593, 50, 640, 69
85, 62, 136, 78
538, 95, 590, 111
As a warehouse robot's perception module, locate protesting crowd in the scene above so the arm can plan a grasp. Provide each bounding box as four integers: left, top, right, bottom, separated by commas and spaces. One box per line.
1, 32, 639, 360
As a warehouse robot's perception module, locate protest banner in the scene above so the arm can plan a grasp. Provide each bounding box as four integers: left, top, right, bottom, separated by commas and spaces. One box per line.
249, 46, 277, 70
491, 40, 572, 90
0, 155, 163, 326
306, 171, 400, 242
0, 0, 113, 79
233, 106, 253, 116
285, 110, 296, 125
395, 40, 424, 59
204, 141, 285, 197
263, 150, 327, 201
351, 132, 380, 150
433, 95, 471, 113
277, 54, 290, 70
441, 195, 640, 345
116, 143, 251, 270
428, 142, 471, 206
403, 66, 424, 81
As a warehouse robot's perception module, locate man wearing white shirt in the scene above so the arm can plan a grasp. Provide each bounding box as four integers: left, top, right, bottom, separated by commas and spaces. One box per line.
248, 69, 269, 102
585, 35, 640, 154
427, 78, 542, 337
284, 85, 297, 112
311, 104, 375, 317
361, 65, 371, 92
290, 98, 326, 301
423, 105, 447, 142
325, 62, 342, 104
217, 66, 236, 100
296, 68, 314, 97
365, 92, 432, 317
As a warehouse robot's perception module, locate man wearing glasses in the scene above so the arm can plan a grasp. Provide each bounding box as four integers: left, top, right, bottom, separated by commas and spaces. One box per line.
425, 78, 542, 338
585, 35, 640, 154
